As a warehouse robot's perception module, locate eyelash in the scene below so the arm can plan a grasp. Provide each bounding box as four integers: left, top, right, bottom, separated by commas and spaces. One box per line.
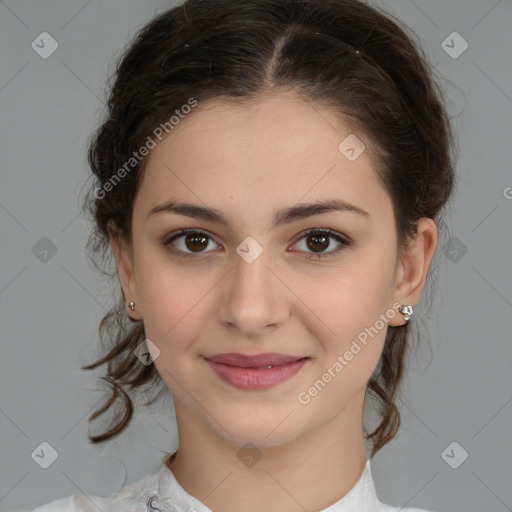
162, 228, 353, 259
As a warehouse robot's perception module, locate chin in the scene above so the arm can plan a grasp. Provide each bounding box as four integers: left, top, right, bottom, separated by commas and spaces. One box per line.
211, 412, 306, 450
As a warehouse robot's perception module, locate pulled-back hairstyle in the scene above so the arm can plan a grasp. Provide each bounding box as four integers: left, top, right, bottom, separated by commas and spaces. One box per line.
81, 0, 456, 458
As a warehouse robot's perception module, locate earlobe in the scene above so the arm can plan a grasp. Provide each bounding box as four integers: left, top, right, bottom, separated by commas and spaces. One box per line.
108, 222, 141, 321
388, 217, 438, 326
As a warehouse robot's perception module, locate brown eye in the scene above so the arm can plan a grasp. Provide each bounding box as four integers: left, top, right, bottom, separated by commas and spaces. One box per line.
306, 232, 330, 252
163, 228, 352, 259
184, 232, 209, 252
292, 229, 352, 258
164, 229, 219, 255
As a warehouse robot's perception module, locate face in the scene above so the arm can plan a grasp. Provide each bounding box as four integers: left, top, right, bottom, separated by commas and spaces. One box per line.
111, 91, 436, 449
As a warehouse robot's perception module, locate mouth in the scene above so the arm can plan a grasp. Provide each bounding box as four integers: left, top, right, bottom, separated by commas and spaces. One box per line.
204, 353, 311, 390
205, 352, 309, 368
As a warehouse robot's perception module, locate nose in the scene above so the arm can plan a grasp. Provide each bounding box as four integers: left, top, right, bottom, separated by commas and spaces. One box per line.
217, 242, 290, 337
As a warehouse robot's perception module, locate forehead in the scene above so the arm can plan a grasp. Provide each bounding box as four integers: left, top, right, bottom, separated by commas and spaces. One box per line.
134, 91, 391, 228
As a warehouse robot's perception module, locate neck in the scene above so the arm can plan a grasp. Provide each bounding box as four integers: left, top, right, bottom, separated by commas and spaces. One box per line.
166, 390, 369, 512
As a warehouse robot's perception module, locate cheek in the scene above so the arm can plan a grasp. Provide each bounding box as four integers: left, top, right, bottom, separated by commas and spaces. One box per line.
139, 275, 202, 346
133, 250, 186, 339
301, 254, 395, 369
140, 283, 206, 387
304, 258, 391, 327
298, 283, 391, 411
134, 250, 221, 368
135, 241, 204, 311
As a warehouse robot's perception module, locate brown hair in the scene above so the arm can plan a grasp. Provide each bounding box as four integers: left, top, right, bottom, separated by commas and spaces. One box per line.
81, 0, 456, 458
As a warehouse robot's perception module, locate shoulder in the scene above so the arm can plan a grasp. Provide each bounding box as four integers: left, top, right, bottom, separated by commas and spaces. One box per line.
13, 495, 76, 512
378, 504, 439, 512
15, 467, 161, 512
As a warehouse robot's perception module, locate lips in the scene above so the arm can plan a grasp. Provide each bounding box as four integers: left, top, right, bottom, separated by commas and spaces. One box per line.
205, 354, 311, 390
205, 353, 308, 368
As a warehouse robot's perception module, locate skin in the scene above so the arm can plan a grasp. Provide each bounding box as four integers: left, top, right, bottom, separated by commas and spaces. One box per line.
110, 90, 438, 512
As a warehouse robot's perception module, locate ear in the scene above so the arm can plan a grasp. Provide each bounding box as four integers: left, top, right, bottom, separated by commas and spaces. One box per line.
388, 217, 438, 326
108, 221, 142, 321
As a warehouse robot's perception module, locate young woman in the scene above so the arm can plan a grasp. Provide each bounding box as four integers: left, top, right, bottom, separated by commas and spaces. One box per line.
21, 0, 455, 510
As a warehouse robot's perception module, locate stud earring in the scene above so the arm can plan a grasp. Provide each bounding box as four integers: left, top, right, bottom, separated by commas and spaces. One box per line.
399, 305, 414, 321
128, 301, 135, 311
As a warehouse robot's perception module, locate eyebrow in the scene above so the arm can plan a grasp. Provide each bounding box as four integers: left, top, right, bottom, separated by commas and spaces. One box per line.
147, 198, 370, 228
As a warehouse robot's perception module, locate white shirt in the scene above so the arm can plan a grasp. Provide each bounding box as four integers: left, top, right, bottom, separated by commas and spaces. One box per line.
15, 458, 437, 512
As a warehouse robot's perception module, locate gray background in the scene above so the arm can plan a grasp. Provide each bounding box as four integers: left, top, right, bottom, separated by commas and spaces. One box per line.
1, 1, 511, 511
